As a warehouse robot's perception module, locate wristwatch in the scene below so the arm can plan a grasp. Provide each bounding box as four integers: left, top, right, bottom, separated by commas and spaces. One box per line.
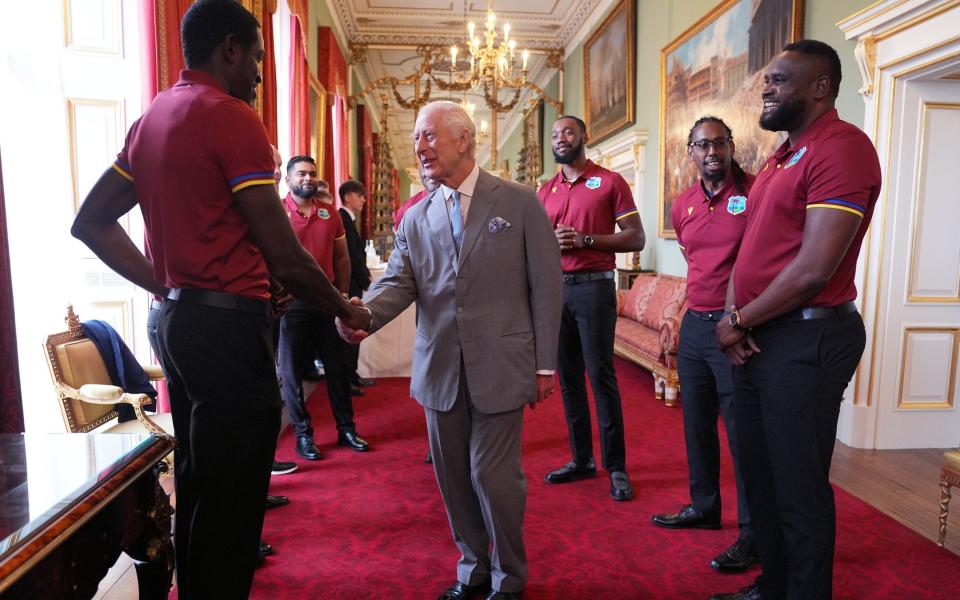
582, 234, 595, 248
727, 308, 746, 330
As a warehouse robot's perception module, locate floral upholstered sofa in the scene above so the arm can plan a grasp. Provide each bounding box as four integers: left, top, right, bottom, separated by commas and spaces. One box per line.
614, 273, 687, 407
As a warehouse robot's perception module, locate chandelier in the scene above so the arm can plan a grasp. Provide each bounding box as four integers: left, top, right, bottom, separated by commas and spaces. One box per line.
347, 1, 563, 171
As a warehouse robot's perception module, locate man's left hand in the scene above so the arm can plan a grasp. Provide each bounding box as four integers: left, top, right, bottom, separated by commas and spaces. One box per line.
554, 225, 582, 250
531, 374, 556, 409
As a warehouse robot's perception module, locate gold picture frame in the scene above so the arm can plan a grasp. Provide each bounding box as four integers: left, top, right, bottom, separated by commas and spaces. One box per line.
658, 0, 804, 238
307, 74, 328, 181
583, 0, 635, 145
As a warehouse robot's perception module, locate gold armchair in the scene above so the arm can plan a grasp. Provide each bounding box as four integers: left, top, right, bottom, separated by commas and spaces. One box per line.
938, 450, 960, 546
43, 305, 173, 441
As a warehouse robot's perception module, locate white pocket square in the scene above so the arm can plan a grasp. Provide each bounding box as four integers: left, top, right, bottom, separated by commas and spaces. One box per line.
488, 217, 512, 234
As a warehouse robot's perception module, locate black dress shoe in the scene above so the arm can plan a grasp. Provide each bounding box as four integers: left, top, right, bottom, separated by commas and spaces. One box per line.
258, 540, 273, 557
271, 460, 298, 475
350, 384, 365, 396
610, 471, 634, 501
436, 581, 489, 600
544, 458, 596, 483
486, 592, 521, 600
711, 536, 758, 572
651, 504, 721, 530
355, 377, 376, 387
708, 584, 762, 600
265, 495, 289, 510
296, 436, 322, 461
425, 451, 433, 464
338, 431, 370, 452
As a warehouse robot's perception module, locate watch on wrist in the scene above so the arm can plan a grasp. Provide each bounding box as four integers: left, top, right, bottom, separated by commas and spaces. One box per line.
583, 234, 595, 248
728, 309, 745, 330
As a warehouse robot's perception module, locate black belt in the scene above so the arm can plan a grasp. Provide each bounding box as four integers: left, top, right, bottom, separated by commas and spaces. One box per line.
687, 308, 723, 321
562, 270, 614, 285
166, 288, 270, 317
779, 301, 858, 323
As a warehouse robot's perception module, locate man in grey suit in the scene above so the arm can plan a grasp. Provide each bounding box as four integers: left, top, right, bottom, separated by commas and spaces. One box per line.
337, 100, 562, 600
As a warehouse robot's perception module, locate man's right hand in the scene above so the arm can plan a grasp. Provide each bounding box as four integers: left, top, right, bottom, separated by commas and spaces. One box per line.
336, 297, 372, 344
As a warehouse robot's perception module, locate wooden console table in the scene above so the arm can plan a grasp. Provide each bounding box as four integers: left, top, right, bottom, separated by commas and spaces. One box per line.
0, 432, 174, 599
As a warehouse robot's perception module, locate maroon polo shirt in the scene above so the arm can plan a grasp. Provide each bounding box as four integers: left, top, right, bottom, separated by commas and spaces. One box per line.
283, 195, 345, 281
672, 172, 755, 311
734, 109, 882, 308
538, 160, 638, 272
115, 70, 276, 301
394, 188, 429, 229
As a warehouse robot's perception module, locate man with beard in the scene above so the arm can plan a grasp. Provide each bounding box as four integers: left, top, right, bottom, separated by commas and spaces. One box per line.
70, 2, 369, 596
278, 156, 371, 460
537, 115, 645, 501
710, 40, 881, 600
652, 116, 757, 573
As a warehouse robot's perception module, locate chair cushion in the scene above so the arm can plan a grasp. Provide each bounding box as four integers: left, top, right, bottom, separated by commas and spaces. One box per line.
55, 338, 116, 426
105, 411, 174, 436
620, 274, 659, 322
615, 318, 663, 362
640, 276, 687, 331
944, 450, 960, 473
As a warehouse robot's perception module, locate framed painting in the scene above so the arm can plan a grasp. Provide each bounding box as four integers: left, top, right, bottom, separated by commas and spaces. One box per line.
658, 0, 804, 238
307, 74, 328, 181
584, 0, 635, 145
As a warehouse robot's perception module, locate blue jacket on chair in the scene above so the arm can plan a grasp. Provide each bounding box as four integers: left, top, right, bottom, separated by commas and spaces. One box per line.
82, 320, 157, 422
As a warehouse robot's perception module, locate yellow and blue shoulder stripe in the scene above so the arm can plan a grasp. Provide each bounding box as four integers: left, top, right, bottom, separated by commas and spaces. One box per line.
807, 198, 865, 218
230, 171, 276, 193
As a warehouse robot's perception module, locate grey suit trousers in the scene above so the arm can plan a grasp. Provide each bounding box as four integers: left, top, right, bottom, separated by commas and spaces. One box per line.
424, 367, 527, 593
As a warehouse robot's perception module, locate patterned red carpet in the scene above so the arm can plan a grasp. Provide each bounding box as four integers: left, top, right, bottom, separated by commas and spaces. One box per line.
247, 359, 958, 599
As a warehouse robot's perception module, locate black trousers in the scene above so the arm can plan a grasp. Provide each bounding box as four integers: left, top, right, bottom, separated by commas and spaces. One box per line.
735, 311, 865, 600
344, 342, 361, 384
278, 307, 355, 439
557, 278, 626, 472
677, 312, 750, 535
155, 300, 281, 600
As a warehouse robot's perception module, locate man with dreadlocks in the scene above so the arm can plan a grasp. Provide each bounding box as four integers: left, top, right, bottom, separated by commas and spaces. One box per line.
651, 116, 757, 574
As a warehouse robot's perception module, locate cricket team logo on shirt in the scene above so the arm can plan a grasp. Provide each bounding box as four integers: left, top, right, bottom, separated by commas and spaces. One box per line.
585, 176, 601, 189
784, 146, 807, 169
317, 207, 330, 219
687, 206, 694, 216
727, 196, 747, 215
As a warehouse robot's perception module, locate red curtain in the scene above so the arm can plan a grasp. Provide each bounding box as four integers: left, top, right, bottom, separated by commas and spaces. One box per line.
317, 27, 347, 189
289, 12, 310, 157
0, 148, 23, 433
357, 106, 374, 239
332, 93, 349, 198
260, 1, 278, 145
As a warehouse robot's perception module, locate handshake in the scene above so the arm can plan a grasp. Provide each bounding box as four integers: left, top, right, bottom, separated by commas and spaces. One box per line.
337, 297, 372, 344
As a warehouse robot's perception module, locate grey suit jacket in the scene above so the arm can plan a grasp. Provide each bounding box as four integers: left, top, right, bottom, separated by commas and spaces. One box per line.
363, 169, 562, 414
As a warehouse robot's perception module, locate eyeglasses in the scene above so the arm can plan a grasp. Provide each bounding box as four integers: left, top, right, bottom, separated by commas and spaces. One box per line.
688, 137, 732, 151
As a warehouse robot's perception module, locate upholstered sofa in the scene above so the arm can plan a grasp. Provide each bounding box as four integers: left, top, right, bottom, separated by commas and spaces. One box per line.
614, 273, 687, 407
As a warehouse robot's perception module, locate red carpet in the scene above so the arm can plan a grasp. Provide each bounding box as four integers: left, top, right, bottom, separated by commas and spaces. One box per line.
251, 359, 959, 599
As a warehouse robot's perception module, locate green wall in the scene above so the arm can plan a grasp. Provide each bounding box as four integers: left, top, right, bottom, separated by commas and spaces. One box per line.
538, 0, 874, 276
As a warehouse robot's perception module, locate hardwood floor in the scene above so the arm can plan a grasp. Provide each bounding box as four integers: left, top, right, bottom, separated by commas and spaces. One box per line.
830, 442, 959, 555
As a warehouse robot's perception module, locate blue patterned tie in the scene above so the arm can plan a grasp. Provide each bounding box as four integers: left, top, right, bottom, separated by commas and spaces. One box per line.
450, 190, 465, 251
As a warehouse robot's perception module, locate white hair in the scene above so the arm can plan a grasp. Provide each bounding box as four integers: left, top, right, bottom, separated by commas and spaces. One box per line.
416, 100, 477, 154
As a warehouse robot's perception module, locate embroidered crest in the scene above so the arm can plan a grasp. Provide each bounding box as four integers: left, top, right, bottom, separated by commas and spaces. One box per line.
317, 207, 330, 219
727, 195, 747, 215
551, 186, 557, 193
784, 146, 807, 169
687, 206, 694, 216
585, 176, 601, 189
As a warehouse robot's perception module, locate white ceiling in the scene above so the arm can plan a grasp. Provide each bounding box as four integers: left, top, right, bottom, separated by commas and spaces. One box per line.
326, 0, 604, 171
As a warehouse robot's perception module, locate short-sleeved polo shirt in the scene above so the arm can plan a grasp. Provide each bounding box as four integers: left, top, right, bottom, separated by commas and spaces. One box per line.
537, 160, 638, 272
283, 195, 345, 281
115, 70, 276, 301
733, 109, 882, 308
672, 172, 755, 311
